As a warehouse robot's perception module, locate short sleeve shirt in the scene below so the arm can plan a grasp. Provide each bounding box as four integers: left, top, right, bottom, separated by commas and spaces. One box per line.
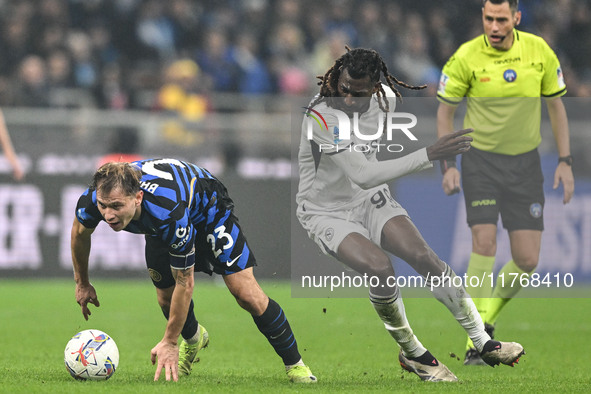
437, 30, 566, 155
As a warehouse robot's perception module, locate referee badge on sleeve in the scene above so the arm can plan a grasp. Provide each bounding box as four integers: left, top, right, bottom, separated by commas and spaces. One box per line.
438, 73, 449, 94
557, 67, 565, 89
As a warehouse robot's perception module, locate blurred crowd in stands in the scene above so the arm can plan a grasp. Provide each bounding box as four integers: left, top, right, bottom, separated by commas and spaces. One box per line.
0, 0, 589, 110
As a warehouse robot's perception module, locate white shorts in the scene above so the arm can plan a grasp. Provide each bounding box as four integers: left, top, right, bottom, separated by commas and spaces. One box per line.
297, 186, 408, 256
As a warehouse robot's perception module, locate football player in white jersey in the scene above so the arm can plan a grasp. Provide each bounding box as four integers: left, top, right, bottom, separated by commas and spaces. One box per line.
296, 47, 524, 382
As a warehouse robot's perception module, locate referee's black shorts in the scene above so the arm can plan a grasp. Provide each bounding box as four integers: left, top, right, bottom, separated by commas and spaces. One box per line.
461, 146, 544, 231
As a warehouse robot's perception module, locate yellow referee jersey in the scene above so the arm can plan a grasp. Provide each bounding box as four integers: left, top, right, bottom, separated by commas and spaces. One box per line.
437, 29, 566, 155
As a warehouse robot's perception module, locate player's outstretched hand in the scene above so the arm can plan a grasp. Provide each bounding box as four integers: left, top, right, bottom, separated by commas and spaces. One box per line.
75, 282, 100, 320
151, 340, 179, 382
426, 128, 473, 161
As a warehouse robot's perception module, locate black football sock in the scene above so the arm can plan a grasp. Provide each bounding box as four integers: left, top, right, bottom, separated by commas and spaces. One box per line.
252, 298, 301, 366
481, 340, 501, 354
161, 299, 199, 340
408, 350, 438, 365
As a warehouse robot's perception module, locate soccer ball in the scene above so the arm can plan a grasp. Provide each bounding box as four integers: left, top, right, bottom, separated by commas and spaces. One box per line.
64, 329, 119, 380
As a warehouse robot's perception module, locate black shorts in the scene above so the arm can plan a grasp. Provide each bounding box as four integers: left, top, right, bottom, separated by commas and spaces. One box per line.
461, 147, 544, 231
145, 212, 257, 289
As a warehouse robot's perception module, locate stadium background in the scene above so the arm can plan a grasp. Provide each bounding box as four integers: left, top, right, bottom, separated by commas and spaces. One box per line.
0, 0, 590, 287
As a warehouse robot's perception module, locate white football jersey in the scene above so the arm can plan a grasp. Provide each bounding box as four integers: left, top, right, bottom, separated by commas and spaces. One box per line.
297, 85, 390, 210
297, 84, 432, 212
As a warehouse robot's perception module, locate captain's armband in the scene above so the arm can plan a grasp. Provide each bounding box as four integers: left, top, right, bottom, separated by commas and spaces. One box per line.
170, 249, 195, 270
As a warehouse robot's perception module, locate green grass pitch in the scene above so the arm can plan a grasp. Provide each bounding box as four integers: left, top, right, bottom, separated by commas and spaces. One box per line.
0, 279, 590, 393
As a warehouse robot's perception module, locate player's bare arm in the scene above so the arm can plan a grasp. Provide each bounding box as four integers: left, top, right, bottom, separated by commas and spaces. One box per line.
151, 264, 195, 382
546, 96, 574, 204
327, 128, 471, 191
436, 102, 458, 138
70, 218, 99, 320
436, 103, 463, 195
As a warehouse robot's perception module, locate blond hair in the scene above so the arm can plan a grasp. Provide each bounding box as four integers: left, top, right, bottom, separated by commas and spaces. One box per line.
92, 162, 142, 196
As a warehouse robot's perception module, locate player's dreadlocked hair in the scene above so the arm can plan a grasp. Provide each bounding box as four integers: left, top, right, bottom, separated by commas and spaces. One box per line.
92, 161, 142, 196
310, 46, 426, 111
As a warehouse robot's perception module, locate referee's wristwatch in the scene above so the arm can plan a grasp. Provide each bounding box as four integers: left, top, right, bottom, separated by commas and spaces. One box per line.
558, 155, 573, 166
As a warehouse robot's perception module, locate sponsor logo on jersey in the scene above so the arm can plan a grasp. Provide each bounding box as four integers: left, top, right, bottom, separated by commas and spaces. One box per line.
172, 225, 191, 249
494, 57, 521, 64
175, 226, 188, 239
530, 203, 543, 218
503, 69, 517, 82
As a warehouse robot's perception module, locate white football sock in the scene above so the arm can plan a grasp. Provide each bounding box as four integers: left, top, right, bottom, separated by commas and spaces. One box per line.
370, 288, 427, 358
285, 358, 305, 370
426, 264, 490, 352
185, 325, 201, 345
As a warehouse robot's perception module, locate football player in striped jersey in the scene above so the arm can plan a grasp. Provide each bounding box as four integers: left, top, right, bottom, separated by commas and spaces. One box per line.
71, 159, 316, 383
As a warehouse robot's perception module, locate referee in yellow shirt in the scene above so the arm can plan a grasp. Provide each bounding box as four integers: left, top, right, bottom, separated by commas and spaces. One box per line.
437, 0, 575, 365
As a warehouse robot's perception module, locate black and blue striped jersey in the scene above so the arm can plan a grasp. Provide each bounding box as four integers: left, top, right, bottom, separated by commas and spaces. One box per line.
75, 158, 237, 270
